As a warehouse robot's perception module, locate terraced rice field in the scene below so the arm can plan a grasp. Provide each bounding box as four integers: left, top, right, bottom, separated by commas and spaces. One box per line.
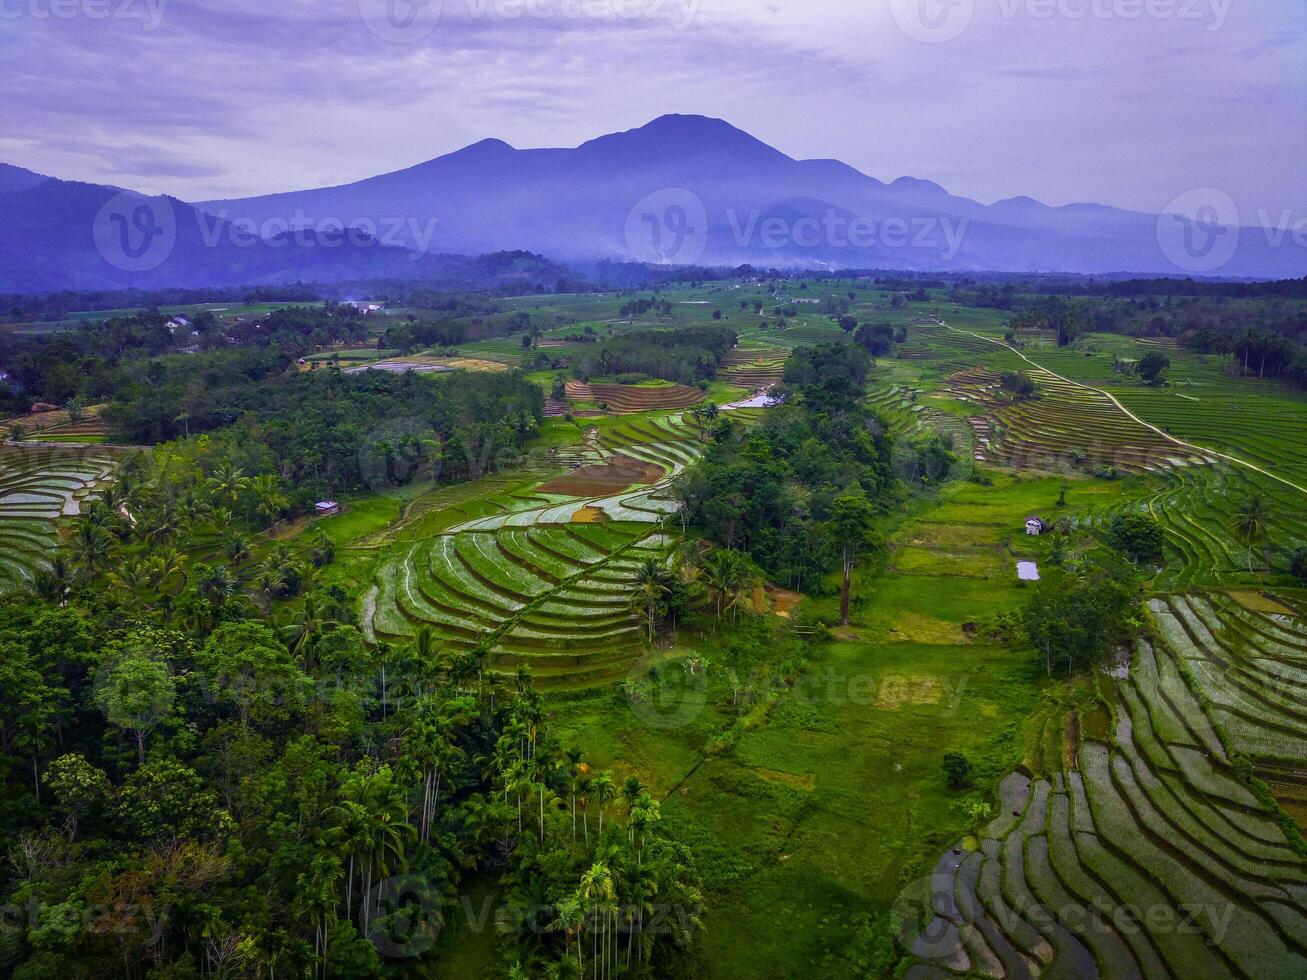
2, 404, 112, 440
948, 368, 1211, 475
867, 381, 972, 449
901, 606, 1307, 978
0, 444, 119, 592
1115, 383, 1307, 489
718, 344, 787, 388
364, 414, 708, 687
1151, 593, 1307, 816
365, 525, 672, 687
1139, 464, 1307, 590
566, 381, 706, 413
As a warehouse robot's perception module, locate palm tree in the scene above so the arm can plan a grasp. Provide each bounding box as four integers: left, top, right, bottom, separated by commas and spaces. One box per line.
71, 523, 113, 576
295, 854, 342, 977
550, 892, 586, 975
326, 767, 415, 932
1235, 493, 1271, 574
579, 862, 614, 980
592, 771, 615, 840
699, 548, 752, 627
195, 562, 240, 608
206, 463, 250, 510
620, 775, 646, 829
631, 557, 672, 643
577, 774, 592, 844
249, 474, 288, 529
566, 747, 584, 841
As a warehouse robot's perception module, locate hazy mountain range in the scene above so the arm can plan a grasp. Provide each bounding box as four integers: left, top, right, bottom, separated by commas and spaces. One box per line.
2, 115, 1303, 292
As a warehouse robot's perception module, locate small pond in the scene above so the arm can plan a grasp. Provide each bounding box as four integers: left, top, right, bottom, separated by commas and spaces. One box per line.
1017, 561, 1040, 581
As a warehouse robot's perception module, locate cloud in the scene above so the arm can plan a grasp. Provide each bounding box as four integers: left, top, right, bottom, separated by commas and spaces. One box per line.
0, 0, 1300, 215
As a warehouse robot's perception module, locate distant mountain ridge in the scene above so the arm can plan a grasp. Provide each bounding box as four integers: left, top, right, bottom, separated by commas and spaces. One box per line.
1, 115, 1302, 290
0, 178, 567, 293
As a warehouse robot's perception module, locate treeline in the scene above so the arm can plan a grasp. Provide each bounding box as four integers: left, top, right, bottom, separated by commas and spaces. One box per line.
379, 310, 534, 351
109, 367, 542, 501
0, 305, 373, 413
1002, 293, 1307, 387
618, 297, 674, 318
0, 285, 320, 324
1182, 325, 1307, 382
572, 325, 738, 384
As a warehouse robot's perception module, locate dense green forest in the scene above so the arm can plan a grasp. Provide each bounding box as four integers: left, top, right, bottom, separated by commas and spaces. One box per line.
570, 326, 738, 384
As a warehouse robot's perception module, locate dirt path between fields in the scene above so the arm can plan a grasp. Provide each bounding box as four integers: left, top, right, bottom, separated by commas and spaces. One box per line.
934, 317, 1307, 497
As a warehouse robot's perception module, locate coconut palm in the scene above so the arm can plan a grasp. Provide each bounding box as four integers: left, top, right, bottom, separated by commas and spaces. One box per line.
699, 548, 752, 627
1235, 493, 1271, 574
630, 557, 672, 643
550, 892, 586, 975
206, 463, 249, 509
591, 771, 616, 840
579, 862, 614, 980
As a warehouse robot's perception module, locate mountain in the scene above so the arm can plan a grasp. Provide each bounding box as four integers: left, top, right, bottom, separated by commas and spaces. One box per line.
2, 115, 1302, 290
196, 114, 1305, 279
0, 163, 49, 194
0, 177, 568, 293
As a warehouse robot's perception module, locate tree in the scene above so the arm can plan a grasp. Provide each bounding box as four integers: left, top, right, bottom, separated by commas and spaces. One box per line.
95, 646, 176, 763
116, 757, 220, 844
630, 557, 673, 643
1021, 565, 1141, 677
942, 752, 972, 790
1106, 512, 1165, 565
1137, 351, 1171, 385
196, 621, 311, 729
998, 371, 1038, 401
827, 487, 882, 626
1235, 493, 1271, 574
592, 771, 615, 839
699, 549, 753, 626
45, 754, 112, 841
1287, 544, 1307, 584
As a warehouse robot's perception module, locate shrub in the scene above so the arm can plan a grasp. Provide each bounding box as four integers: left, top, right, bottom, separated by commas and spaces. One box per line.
1287, 545, 1307, 584
1106, 512, 1165, 564
942, 752, 972, 790
1138, 351, 1171, 384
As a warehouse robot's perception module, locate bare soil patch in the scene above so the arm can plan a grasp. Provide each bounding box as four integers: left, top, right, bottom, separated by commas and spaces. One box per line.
538, 454, 664, 496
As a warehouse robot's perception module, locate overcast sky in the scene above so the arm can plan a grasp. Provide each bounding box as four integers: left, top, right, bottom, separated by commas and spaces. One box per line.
1, 0, 1302, 215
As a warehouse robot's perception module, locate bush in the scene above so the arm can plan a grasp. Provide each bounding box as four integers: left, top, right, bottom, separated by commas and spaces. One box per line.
1287, 545, 1307, 584
1106, 512, 1165, 564
942, 752, 972, 790
1138, 351, 1171, 384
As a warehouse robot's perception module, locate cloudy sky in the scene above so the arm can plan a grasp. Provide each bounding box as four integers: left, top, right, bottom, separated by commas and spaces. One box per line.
1, 0, 1302, 215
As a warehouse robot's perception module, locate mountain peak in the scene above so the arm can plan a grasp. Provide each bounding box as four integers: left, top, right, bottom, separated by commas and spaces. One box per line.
577, 114, 790, 162
455, 137, 515, 155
